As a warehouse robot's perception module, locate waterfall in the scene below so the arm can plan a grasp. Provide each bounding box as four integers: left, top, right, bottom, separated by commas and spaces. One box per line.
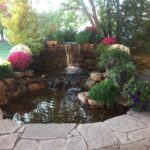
65, 42, 82, 74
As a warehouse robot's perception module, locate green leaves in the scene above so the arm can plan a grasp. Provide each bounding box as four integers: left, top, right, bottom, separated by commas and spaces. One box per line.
88, 79, 117, 106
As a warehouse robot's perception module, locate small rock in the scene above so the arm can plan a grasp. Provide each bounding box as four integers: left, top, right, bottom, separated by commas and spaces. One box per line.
24, 70, 34, 78
78, 92, 89, 104
15, 72, 24, 78
84, 78, 97, 90
41, 74, 46, 78
102, 71, 108, 78
88, 98, 102, 107
0, 108, 3, 120
90, 72, 103, 81
28, 83, 46, 91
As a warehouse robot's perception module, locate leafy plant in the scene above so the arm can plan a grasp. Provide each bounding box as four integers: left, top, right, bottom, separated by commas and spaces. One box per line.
122, 78, 150, 111
24, 38, 45, 56
0, 58, 14, 79
108, 62, 136, 88
88, 79, 118, 106
7, 51, 32, 71
76, 28, 100, 44
96, 43, 109, 56
97, 49, 132, 71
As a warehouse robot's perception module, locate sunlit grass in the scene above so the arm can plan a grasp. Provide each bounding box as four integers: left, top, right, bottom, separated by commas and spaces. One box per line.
0, 41, 12, 60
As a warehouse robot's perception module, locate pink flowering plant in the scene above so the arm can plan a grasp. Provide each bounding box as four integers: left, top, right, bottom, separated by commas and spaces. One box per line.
7, 51, 32, 71
10, 44, 32, 56
101, 37, 117, 45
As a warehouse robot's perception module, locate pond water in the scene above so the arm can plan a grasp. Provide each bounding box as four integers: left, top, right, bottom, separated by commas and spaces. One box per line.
2, 72, 127, 124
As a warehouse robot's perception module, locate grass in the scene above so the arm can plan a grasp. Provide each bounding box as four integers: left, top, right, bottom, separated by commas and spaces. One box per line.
0, 41, 12, 60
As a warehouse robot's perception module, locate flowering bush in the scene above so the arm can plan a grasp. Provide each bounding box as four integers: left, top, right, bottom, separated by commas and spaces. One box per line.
122, 78, 150, 111
101, 37, 117, 45
0, 58, 14, 79
10, 44, 32, 56
109, 44, 130, 54
7, 51, 32, 71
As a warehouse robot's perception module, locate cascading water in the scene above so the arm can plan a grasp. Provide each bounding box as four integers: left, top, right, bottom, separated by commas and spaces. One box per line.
65, 42, 83, 74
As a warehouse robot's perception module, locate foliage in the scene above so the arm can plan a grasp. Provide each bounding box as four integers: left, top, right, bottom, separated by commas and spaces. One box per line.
101, 37, 117, 45
49, 29, 76, 42
2, 0, 39, 45
0, 58, 14, 79
122, 78, 150, 111
7, 51, 32, 71
88, 79, 118, 106
96, 43, 109, 56
108, 62, 136, 88
76, 28, 100, 44
24, 38, 45, 56
97, 49, 132, 71
10, 44, 32, 56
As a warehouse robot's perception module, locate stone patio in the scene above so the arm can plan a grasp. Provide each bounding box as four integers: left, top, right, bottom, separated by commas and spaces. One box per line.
0, 110, 150, 150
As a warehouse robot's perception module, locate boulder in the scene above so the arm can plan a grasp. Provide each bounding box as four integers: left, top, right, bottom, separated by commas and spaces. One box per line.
4, 78, 17, 94
84, 78, 97, 90
0, 81, 8, 105
0, 108, 3, 120
102, 71, 108, 79
90, 72, 103, 81
15, 72, 24, 78
28, 83, 47, 91
24, 70, 34, 78
78, 92, 89, 104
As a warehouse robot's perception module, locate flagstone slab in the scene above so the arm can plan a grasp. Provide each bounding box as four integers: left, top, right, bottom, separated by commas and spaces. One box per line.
38, 138, 65, 150
65, 136, 87, 150
128, 110, 150, 127
77, 122, 118, 149
0, 119, 21, 134
14, 139, 38, 150
104, 114, 145, 132
22, 124, 76, 140
128, 127, 150, 142
0, 133, 19, 150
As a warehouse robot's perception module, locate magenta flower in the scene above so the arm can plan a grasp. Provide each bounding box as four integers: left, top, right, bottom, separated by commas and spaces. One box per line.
101, 37, 117, 45
7, 51, 32, 71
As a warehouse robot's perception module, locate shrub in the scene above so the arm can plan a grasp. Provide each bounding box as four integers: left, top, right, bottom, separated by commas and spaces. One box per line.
24, 38, 45, 56
97, 49, 132, 71
76, 27, 100, 44
108, 62, 136, 88
109, 44, 130, 55
101, 37, 117, 45
10, 44, 32, 56
96, 44, 109, 56
122, 78, 150, 111
7, 51, 32, 71
0, 58, 14, 79
88, 79, 118, 106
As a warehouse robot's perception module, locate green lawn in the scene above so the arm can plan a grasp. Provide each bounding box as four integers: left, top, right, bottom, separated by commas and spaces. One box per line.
0, 41, 12, 60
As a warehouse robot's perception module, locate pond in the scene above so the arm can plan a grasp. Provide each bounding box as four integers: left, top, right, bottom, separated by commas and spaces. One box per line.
2, 71, 127, 124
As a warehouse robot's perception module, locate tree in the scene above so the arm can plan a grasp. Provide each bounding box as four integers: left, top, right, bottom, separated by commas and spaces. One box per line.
62, 0, 99, 32
121, 0, 150, 48
2, 0, 39, 44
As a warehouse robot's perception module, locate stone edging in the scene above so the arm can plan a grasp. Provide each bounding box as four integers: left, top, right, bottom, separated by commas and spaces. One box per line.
0, 109, 150, 150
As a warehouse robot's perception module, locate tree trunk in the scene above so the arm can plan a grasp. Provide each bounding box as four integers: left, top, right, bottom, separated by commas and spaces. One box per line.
107, 0, 112, 36
0, 30, 4, 41
116, 0, 120, 41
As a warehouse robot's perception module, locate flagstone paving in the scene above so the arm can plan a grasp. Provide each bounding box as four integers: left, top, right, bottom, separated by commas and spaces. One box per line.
0, 110, 150, 150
